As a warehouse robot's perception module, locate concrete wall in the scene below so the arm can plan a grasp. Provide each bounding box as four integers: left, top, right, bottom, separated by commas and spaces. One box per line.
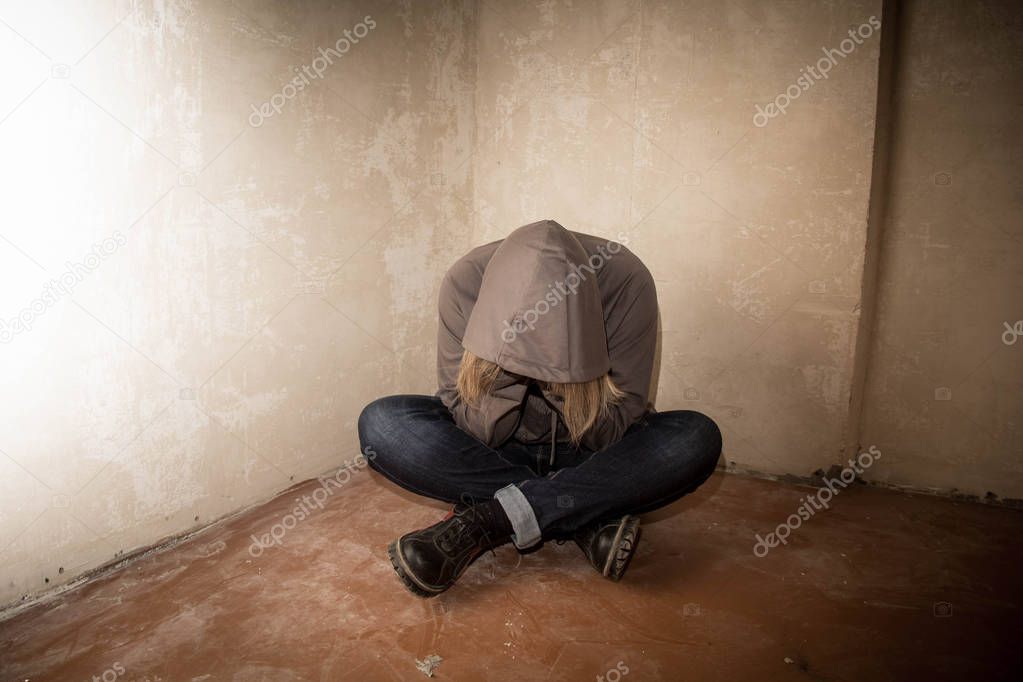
858, 0, 1023, 499
471, 0, 884, 478
1, 0, 1020, 612
0, 0, 476, 608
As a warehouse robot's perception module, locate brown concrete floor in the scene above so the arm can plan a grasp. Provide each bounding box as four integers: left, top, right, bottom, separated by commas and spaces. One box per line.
1, 470, 1021, 681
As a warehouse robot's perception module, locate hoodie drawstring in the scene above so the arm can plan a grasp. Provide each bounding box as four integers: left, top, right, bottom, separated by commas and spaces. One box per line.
549, 410, 557, 469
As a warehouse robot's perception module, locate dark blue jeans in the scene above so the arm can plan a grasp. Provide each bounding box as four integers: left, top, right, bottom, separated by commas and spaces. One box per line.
358, 395, 721, 549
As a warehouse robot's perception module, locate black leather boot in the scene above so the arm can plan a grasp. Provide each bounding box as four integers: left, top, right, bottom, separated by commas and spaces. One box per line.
573, 515, 641, 581
388, 504, 509, 597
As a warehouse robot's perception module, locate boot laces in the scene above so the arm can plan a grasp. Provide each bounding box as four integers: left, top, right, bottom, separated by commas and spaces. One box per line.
436, 494, 498, 557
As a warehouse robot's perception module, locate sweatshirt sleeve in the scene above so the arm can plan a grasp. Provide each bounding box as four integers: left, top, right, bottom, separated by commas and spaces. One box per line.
575, 274, 658, 451
436, 271, 529, 447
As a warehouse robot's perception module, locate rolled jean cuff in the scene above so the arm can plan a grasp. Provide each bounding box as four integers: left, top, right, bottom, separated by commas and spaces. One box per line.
494, 483, 541, 549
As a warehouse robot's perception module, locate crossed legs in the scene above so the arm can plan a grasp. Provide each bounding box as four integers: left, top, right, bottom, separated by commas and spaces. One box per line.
358, 394, 721, 549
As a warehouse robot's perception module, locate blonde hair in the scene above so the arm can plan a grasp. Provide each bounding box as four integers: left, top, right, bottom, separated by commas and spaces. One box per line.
457, 350, 624, 445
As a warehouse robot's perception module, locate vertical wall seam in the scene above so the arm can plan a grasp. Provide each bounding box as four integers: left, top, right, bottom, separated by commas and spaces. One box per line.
469, 0, 482, 247
627, 0, 643, 227
846, 0, 902, 459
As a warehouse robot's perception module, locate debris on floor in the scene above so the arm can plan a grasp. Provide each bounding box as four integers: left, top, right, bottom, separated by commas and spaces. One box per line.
415, 653, 443, 677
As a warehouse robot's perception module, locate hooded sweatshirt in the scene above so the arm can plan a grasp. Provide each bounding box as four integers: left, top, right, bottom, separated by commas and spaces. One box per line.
436, 220, 658, 452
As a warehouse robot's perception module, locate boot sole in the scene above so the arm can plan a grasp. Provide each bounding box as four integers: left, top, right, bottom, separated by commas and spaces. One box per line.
387, 539, 444, 598
602, 515, 642, 582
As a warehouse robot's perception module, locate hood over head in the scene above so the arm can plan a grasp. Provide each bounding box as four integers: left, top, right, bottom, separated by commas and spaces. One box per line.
462, 220, 610, 384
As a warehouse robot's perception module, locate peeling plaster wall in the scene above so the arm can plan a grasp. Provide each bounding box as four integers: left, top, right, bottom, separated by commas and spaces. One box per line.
0, 0, 476, 609
471, 0, 884, 478
858, 0, 1023, 499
